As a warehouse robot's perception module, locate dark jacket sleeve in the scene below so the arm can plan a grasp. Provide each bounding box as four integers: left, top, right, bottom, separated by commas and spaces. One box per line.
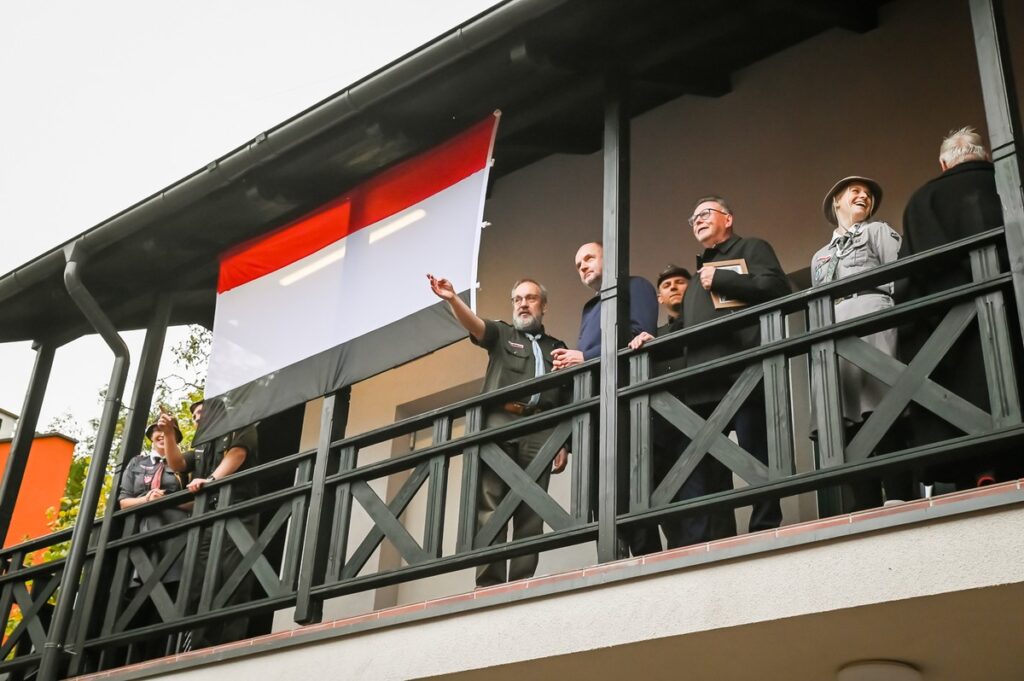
629, 277, 659, 336
893, 209, 915, 303
118, 457, 139, 502
182, 450, 197, 474
227, 424, 259, 459
711, 239, 791, 303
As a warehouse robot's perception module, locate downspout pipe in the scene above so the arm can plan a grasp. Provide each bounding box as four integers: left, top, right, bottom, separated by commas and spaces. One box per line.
67, 295, 172, 675
68, 294, 173, 671
38, 241, 131, 681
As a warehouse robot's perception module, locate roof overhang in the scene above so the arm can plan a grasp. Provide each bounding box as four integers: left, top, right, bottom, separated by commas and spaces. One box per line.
0, 0, 886, 344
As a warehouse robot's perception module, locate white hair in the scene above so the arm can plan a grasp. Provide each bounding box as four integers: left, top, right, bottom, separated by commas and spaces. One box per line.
939, 126, 990, 167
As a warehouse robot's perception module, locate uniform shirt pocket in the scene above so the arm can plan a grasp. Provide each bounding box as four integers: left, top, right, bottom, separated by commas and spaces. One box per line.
846, 230, 872, 266
502, 344, 530, 374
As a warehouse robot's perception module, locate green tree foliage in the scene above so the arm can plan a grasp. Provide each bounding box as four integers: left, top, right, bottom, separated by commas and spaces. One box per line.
5, 327, 210, 639
40, 325, 211, 553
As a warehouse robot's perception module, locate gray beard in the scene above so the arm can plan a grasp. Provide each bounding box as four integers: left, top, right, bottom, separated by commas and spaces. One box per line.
513, 314, 542, 334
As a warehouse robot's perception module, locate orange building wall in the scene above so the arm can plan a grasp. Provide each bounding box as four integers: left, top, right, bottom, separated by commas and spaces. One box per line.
0, 434, 75, 548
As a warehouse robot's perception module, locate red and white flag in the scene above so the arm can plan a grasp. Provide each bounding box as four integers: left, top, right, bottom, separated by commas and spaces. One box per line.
200, 114, 499, 440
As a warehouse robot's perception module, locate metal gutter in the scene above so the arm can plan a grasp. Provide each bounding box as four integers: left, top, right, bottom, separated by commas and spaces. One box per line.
0, 0, 568, 308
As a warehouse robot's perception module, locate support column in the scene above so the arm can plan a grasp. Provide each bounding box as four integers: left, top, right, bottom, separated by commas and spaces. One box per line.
597, 73, 630, 563
294, 393, 339, 625
68, 295, 172, 675
39, 242, 131, 681
969, 0, 1024, 342
0, 341, 56, 546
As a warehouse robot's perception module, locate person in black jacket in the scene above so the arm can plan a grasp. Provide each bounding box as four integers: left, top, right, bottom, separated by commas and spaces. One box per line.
629, 265, 737, 548
900, 126, 1013, 487
162, 404, 260, 649
670, 196, 792, 533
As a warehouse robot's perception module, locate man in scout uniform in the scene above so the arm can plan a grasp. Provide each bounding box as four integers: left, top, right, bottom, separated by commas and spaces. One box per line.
427, 273, 568, 587
160, 401, 260, 648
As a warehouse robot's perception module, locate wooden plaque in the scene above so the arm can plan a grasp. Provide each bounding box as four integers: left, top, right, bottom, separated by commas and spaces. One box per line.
707, 258, 749, 309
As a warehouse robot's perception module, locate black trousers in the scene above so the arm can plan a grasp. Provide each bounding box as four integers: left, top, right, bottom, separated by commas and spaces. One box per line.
840, 420, 915, 512
475, 431, 553, 587
692, 400, 782, 533
628, 414, 738, 555
189, 512, 260, 649
122, 582, 179, 663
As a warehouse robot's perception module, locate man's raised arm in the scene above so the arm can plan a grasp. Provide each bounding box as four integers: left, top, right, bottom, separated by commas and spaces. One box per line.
427, 274, 486, 341
158, 412, 189, 473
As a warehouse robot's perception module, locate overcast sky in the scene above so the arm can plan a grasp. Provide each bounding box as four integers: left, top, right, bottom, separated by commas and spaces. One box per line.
0, 0, 498, 433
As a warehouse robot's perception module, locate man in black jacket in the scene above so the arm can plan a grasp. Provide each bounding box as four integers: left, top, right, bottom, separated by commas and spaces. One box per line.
670, 196, 791, 532
900, 126, 1011, 487
630, 265, 737, 548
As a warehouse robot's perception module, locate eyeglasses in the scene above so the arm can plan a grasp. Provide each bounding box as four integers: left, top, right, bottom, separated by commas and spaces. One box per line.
687, 207, 730, 227
512, 294, 541, 305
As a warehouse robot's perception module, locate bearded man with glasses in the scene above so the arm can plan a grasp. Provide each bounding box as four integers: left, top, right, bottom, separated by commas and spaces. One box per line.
428, 274, 569, 587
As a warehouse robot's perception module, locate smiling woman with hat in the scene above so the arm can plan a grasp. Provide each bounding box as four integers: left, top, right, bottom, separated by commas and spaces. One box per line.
115, 412, 191, 660
810, 176, 912, 511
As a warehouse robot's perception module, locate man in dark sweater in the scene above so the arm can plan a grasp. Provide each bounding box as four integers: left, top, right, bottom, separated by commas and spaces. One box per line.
669, 196, 791, 533
550, 242, 658, 369
550, 241, 658, 555
428, 273, 569, 586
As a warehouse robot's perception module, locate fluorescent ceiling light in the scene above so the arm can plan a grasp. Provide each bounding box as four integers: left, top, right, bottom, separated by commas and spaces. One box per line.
368, 208, 426, 244
279, 244, 347, 286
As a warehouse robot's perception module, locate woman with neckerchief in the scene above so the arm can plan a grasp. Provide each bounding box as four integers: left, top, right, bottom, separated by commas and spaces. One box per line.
811, 176, 913, 512
116, 415, 190, 661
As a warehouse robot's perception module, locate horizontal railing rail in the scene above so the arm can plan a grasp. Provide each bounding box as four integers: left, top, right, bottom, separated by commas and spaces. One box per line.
626, 227, 1008, 360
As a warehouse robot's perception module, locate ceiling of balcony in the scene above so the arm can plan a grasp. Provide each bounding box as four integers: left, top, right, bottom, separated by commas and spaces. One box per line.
0, 0, 889, 344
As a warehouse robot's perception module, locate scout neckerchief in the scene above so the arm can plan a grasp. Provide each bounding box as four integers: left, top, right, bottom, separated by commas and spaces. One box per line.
525, 332, 545, 406
145, 455, 166, 489
820, 223, 864, 283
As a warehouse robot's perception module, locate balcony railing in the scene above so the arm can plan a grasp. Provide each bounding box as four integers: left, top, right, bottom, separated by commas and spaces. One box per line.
1, 228, 1021, 678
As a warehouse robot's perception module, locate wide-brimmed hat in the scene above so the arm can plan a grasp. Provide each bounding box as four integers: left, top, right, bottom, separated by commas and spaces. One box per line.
656, 264, 692, 286
822, 175, 883, 225
145, 420, 183, 443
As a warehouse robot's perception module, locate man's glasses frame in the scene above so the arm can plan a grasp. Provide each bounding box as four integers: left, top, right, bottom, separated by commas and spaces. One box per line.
687, 207, 730, 227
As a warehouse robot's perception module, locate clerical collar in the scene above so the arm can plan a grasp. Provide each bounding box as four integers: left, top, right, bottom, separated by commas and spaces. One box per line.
704, 233, 740, 257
